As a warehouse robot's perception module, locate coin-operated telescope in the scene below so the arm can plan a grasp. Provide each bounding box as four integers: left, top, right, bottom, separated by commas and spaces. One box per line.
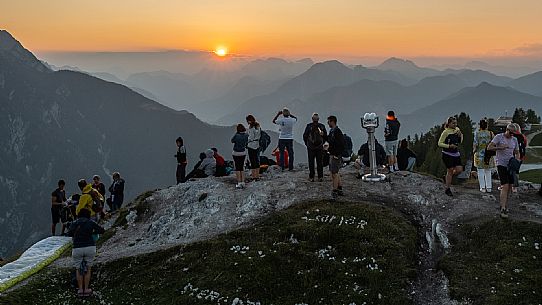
361, 113, 387, 182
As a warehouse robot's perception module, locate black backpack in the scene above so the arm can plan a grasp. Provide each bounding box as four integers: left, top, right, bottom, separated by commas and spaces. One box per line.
513, 133, 526, 159
259, 131, 271, 152
342, 134, 353, 158
307, 124, 324, 149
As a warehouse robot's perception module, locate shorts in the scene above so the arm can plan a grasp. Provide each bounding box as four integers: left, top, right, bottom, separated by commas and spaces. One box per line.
72, 246, 96, 269
329, 155, 342, 174
385, 140, 398, 156
442, 153, 462, 169
233, 155, 246, 172
247, 148, 260, 169
497, 165, 514, 185
51, 206, 62, 224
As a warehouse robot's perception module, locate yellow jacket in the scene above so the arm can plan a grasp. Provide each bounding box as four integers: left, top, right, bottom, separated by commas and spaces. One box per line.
76, 184, 104, 217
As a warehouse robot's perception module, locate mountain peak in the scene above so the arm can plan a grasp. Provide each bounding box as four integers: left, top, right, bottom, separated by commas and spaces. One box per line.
378, 57, 419, 69
0, 29, 50, 72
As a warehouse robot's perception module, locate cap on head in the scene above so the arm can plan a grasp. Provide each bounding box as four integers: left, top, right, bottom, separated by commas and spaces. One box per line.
93, 175, 100, 181
506, 123, 517, 133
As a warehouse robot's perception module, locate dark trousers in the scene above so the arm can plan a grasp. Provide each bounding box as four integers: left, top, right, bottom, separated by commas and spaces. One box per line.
308, 148, 324, 179
279, 139, 294, 170
176, 163, 186, 184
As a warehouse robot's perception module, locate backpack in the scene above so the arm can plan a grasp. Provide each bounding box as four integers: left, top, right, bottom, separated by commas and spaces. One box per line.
514, 134, 526, 159
259, 130, 271, 152
342, 134, 353, 158
307, 124, 324, 149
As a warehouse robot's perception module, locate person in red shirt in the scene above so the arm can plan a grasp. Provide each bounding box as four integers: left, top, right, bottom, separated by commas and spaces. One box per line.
211, 147, 226, 176
272, 146, 288, 168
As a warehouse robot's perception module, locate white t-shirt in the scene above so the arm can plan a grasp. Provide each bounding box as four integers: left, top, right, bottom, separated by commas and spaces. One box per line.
275, 116, 297, 140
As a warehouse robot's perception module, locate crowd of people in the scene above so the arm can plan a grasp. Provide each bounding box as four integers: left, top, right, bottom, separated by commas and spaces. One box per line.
50, 173, 125, 297
51, 107, 540, 298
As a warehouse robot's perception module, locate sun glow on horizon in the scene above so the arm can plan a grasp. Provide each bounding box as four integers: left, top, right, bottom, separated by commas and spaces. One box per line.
214, 47, 228, 57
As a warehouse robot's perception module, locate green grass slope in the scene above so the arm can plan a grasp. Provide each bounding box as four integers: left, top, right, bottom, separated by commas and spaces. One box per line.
1, 201, 418, 305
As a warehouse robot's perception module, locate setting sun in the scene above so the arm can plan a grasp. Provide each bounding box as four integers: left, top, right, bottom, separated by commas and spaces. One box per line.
214, 47, 228, 57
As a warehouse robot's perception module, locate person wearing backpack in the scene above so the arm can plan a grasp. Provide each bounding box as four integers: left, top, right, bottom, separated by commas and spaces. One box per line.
272, 108, 297, 171
384, 111, 401, 173
76, 179, 104, 220
303, 113, 327, 182
246, 114, 262, 181
473, 119, 495, 193
326, 115, 345, 199
108, 172, 125, 212
67, 208, 105, 297
175, 137, 187, 184
232, 124, 249, 189
487, 123, 520, 218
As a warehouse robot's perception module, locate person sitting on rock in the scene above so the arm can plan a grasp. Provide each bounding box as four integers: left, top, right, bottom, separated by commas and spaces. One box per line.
396, 139, 417, 172
185, 150, 216, 181
211, 147, 227, 177
354, 138, 387, 178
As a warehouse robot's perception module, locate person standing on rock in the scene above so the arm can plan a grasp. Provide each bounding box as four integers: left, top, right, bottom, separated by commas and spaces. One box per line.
438, 116, 464, 196
51, 179, 67, 236
232, 124, 249, 189
326, 115, 345, 199
487, 123, 520, 218
303, 113, 327, 182
272, 108, 297, 171
108, 172, 125, 212
246, 114, 262, 181
473, 119, 495, 193
384, 111, 401, 173
175, 137, 187, 184
67, 208, 105, 297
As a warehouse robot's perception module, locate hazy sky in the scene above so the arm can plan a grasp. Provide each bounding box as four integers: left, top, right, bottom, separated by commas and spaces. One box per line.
2, 0, 542, 59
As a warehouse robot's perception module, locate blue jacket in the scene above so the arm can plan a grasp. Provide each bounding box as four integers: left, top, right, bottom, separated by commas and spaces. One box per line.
68, 217, 105, 248
231, 132, 249, 153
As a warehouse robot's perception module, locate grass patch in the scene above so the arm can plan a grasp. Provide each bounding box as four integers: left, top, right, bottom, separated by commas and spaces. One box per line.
520, 169, 542, 184
112, 190, 155, 228
525, 148, 542, 164
530, 132, 542, 146
438, 219, 542, 305
1, 201, 418, 305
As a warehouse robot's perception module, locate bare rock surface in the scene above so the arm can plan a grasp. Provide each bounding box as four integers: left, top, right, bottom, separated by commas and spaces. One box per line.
54, 164, 542, 304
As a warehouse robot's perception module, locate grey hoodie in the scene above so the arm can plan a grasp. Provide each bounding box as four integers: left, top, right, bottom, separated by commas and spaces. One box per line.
198, 149, 217, 176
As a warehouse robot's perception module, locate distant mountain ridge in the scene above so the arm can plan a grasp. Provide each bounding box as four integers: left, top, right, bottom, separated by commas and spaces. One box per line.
0, 30, 304, 257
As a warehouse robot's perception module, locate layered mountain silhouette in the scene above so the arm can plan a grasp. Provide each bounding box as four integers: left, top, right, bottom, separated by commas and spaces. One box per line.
402, 82, 542, 136
376, 57, 440, 80
0, 30, 301, 257
508, 71, 542, 96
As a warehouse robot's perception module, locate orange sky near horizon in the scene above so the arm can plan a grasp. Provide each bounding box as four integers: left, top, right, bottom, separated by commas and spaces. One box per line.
2, 0, 542, 58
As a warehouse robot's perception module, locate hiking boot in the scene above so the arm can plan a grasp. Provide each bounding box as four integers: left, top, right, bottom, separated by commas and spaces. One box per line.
235, 183, 243, 189
389, 167, 395, 173
84, 288, 92, 296
445, 188, 453, 197
337, 189, 345, 196
318, 178, 324, 182
331, 190, 339, 200
500, 208, 509, 219
309, 177, 315, 182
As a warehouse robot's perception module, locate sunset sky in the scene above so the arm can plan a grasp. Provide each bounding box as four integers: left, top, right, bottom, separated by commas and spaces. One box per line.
2, 0, 542, 59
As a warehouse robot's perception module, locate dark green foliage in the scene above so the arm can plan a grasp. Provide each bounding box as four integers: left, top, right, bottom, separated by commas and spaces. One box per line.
1, 201, 418, 305
530, 133, 542, 146
439, 219, 542, 305
525, 109, 541, 124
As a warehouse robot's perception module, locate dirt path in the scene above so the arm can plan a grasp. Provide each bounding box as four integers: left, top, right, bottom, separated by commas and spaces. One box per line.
50, 165, 542, 304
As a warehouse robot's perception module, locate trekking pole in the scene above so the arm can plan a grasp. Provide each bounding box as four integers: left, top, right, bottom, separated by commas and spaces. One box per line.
361, 113, 386, 182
